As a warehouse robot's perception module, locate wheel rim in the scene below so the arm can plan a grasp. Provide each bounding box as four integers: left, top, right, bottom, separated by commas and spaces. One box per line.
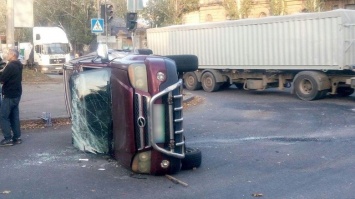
299, 79, 313, 94
204, 76, 213, 87
186, 75, 195, 87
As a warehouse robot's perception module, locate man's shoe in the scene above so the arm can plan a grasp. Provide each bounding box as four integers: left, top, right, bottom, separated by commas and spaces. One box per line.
13, 138, 22, 145
0, 139, 14, 146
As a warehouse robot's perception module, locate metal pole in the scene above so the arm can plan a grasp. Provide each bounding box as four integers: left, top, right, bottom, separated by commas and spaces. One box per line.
131, 32, 135, 51
6, 0, 14, 48
105, 0, 108, 45
96, 0, 100, 40
97, 0, 100, 18
132, 0, 136, 50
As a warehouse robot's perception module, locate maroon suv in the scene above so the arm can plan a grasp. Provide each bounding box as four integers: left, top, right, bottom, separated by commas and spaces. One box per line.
63, 46, 201, 175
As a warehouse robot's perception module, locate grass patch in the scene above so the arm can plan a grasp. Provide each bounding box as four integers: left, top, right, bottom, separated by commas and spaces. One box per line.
22, 68, 57, 83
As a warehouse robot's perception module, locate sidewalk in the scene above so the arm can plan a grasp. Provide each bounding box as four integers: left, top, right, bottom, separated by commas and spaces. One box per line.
20, 82, 69, 121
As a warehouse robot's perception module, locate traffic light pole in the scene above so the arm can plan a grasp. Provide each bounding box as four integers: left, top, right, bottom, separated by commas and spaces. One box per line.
131, 31, 135, 51
130, 1, 137, 51
105, 0, 108, 45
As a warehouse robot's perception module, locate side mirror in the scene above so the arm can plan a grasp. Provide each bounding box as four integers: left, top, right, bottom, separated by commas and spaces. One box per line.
97, 43, 109, 62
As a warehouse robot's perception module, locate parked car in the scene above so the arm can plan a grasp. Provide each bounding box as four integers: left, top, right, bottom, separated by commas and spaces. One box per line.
63, 45, 201, 175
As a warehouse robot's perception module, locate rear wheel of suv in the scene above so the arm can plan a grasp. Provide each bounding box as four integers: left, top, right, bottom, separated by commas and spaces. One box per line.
181, 147, 202, 170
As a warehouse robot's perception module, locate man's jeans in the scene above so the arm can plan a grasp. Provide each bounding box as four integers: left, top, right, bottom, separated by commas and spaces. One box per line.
0, 97, 21, 140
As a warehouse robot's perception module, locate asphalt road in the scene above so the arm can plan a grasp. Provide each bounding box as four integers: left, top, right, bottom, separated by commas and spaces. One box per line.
1, 86, 355, 199
183, 87, 355, 198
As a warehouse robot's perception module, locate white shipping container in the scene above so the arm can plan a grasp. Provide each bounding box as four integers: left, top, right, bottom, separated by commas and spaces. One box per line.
147, 9, 355, 71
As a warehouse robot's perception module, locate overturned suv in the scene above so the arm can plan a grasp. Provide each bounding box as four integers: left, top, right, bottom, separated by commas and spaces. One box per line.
63, 45, 201, 175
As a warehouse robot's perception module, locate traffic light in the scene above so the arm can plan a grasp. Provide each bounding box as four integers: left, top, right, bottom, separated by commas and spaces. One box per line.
100, 4, 113, 24
126, 12, 137, 31
106, 4, 113, 23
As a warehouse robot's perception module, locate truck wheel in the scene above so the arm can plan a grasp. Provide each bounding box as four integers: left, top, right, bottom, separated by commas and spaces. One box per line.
181, 147, 202, 170
337, 87, 354, 96
184, 72, 201, 90
294, 73, 322, 101
201, 72, 220, 92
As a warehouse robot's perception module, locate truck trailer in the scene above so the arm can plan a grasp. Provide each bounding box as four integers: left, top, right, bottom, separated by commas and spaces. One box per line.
147, 9, 355, 101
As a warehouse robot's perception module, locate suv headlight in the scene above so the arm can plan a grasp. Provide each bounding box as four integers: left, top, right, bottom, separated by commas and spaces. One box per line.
128, 63, 148, 92
132, 151, 151, 174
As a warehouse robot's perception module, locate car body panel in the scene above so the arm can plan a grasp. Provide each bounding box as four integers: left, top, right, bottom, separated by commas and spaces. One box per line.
63, 51, 188, 175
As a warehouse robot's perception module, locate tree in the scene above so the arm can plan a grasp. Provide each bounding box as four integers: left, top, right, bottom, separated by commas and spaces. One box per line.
269, 0, 287, 16
223, 0, 254, 20
0, 0, 6, 36
33, 0, 97, 53
303, 0, 325, 12
1, 0, 128, 52
141, 0, 199, 27
223, 0, 239, 20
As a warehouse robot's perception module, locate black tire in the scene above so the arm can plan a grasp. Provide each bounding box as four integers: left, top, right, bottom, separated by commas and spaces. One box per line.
181, 147, 202, 170
336, 87, 354, 97
165, 55, 198, 73
167, 157, 182, 174
184, 72, 201, 90
294, 73, 321, 101
201, 72, 220, 92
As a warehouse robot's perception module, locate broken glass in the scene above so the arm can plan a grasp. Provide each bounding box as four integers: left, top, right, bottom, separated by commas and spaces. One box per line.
70, 68, 112, 154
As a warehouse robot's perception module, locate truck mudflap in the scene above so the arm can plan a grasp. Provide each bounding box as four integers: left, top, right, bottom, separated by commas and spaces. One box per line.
148, 79, 185, 159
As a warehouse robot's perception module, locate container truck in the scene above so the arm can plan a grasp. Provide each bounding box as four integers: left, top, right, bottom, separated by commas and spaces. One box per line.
63, 45, 202, 175
24, 27, 71, 74
147, 9, 355, 101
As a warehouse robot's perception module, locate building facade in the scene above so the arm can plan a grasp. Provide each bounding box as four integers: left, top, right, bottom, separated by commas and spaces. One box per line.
183, 0, 355, 24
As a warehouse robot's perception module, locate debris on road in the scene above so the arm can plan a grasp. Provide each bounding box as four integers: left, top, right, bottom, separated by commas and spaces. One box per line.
251, 193, 263, 197
1, 190, 11, 194
183, 96, 204, 109
165, 175, 188, 187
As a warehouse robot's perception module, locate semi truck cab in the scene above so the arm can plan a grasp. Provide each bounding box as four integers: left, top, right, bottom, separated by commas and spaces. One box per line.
33, 27, 71, 74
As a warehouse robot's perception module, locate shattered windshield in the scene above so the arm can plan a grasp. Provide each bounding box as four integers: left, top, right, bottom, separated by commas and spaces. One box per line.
70, 68, 112, 154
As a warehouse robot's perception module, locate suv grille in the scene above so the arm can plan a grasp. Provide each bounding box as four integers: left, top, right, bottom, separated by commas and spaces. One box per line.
134, 94, 149, 150
134, 80, 185, 158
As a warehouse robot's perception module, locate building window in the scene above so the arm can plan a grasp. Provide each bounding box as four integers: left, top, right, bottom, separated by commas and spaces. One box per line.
259, 12, 267, 18
206, 14, 213, 22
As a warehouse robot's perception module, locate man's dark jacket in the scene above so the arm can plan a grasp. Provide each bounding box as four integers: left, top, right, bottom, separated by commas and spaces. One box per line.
0, 60, 23, 98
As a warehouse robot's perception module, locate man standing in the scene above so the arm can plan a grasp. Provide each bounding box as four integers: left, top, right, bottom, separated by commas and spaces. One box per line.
0, 49, 23, 146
